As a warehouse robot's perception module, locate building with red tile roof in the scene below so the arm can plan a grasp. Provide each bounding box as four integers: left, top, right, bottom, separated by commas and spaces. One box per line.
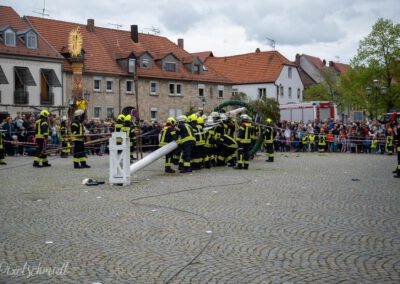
26, 15, 232, 120
204, 50, 304, 104
0, 6, 64, 118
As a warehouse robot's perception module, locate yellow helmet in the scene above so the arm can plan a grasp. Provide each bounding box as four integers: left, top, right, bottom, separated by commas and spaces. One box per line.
40, 110, 50, 117
177, 115, 188, 122
197, 117, 204, 125
266, 118, 272, 123
166, 117, 176, 125
117, 114, 125, 122
189, 114, 198, 122
125, 114, 132, 122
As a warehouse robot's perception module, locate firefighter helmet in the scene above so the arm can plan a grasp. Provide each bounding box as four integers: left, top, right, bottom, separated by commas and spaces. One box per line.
40, 110, 50, 117
166, 117, 176, 125
74, 109, 84, 117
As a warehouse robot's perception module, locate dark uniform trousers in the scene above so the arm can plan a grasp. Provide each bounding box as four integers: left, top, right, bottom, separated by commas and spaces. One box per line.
181, 141, 195, 168
34, 138, 48, 163
74, 140, 86, 163
237, 143, 250, 169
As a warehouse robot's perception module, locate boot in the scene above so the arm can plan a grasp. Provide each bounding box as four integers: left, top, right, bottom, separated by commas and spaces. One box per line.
165, 167, 175, 173
42, 162, 51, 167
243, 164, 249, 170
204, 162, 210, 169
392, 168, 398, 174
0, 160, 6, 165
233, 165, 242, 170
180, 167, 192, 173
33, 161, 42, 168
80, 161, 91, 168
74, 162, 82, 169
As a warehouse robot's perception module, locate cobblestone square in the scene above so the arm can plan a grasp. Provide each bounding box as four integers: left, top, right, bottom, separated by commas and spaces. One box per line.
0, 153, 399, 283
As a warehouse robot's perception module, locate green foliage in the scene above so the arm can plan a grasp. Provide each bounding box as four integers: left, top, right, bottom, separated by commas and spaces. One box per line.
303, 83, 332, 101
351, 18, 400, 112
232, 92, 249, 102
250, 97, 280, 122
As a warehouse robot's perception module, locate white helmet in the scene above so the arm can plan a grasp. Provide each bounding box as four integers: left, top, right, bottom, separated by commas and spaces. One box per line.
210, 112, 220, 118
220, 113, 227, 120
74, 109, 84, 117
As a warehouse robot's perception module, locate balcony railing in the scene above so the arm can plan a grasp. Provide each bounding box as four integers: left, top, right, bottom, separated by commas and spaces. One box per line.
41, 92, 54, 105
14, 90, 29, 105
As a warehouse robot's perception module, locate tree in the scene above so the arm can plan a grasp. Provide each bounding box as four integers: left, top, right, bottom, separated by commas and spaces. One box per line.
303, 83, 332, 101
232, 91, 249, 102
250, 97, 280, 122
352, 18, 400, 112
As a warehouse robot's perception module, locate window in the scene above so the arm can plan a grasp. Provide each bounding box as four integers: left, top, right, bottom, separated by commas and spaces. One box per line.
4, 29, 16, 47
14, 67, 36, 104
280, 85, 284, 97
106, 79, 113, 92
288, 67, 292, 79
165, 62, 176, 72
26, 31, 37, 49
126, 80, 133, 93
258, 88, 266, 99
40, 69, 61, 105
198, 84, 205, 97
106, 107, 114, 119
142, 58, 150, 69
193, 64, 200, 73
176, 83, 182, 95
150, 107, 158, 121
288, 87, 292, 99
94, 107, 101, 118
169, 108, 183, 118
128, 58, 136, 73
232, 88, 238, 97
169, 83, 175, 95
94, 78, 101, 91
218, 85, 224, 98
150, 81, 158, 95
297, 88, 301, 99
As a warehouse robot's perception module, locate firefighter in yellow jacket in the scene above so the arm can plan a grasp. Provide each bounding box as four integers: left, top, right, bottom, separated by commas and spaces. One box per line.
234, 114, 252, 170
71, 109, 90, 169
159, 117, 177, 173
33, 110, 51, 167
264, 118, 275, 162
175, 115, 196, 173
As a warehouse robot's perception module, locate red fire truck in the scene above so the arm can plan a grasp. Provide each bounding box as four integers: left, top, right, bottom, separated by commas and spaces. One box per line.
279, 101, 338, 122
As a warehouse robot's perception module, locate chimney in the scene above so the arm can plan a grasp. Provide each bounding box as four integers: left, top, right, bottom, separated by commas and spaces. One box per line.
295, 54, 300, 65
329, 61, 334, 67
255, 48, 260, 53
178, 38, 184, 49
322, 59, 326, 66
131, 25, 138, 43
87, 19, 95, 32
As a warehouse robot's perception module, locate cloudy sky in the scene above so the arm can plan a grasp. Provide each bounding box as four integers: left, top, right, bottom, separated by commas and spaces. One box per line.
4, 0, 400, 64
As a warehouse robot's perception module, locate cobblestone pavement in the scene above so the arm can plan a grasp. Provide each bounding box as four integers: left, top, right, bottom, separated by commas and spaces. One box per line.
0, 152, 399, 284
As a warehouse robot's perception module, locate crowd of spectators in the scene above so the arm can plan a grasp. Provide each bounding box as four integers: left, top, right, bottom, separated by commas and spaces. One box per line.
272, 118, 393, 154
0, 114, 395, 158
0, 113, 162, 157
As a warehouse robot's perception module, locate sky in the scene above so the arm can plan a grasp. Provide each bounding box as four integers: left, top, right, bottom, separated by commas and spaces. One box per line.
3, 0, 400, 64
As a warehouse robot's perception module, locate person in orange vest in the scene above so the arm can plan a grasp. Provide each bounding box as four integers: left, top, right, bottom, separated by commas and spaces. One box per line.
326, 130, 334, 152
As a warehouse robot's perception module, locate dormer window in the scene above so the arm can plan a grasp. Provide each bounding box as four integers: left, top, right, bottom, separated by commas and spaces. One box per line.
193, 64, 201, 74
142, 58, 150, 69
164, 62, 177, 72
26, 31, 37, 49
4, 29, 16, 47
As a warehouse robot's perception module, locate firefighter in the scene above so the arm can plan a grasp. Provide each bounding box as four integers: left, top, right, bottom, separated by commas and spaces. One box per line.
189, 114, 201, 169
234, 114, 252, 170
196, 116, 206, 168
71, 109, 90, 169
309, 132, 316, 152
114, 114, 125, 144
33, 110, 51, 168
122, 115, 136, 161
0, 130, 6, 165
264, 118, 275, 162
159, 117, 177, 173
302, 132, 309, 152
175, 115, 196, 173
59, 116, 70, 158
203, 117, 215, 168
215, 132, 237, 167
393, 125, 400, 178
318, 129, 327, 152
386, 128, 394, 155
